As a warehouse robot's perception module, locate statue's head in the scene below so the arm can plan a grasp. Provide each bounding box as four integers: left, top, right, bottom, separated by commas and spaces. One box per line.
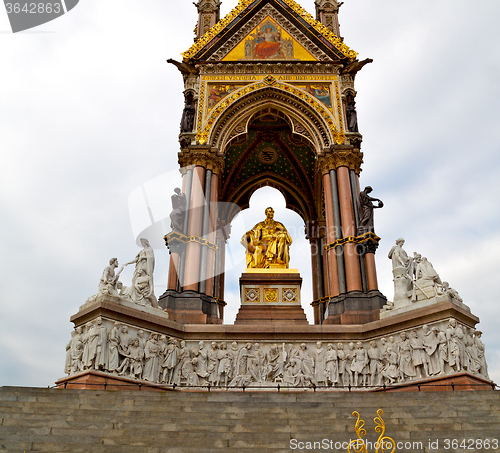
396, 238, 405, 246
140, 238, 151, 248
365, 186, 373, 193
174, 187, 181, 194
109, 257, 118, 266
265, 207, 274, 219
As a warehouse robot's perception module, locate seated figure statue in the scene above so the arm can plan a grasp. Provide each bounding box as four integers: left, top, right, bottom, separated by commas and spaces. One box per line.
241, 207, 292, 269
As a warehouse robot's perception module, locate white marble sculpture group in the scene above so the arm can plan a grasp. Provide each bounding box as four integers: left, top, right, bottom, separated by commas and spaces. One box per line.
85, 238, 161, 310
387, 238, 464, 309
65, 317, 489, 388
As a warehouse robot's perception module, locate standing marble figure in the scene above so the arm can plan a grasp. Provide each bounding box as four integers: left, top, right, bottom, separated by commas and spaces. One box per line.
170, 188, 186, 232
357, 186, 383, 235
123, 238, 158, 308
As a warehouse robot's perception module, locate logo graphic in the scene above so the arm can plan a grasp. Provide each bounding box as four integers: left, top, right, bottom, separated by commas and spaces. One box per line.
3, 0, 79, 33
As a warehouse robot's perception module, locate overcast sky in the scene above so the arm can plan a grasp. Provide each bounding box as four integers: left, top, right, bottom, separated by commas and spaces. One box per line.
0, 0, 499, 387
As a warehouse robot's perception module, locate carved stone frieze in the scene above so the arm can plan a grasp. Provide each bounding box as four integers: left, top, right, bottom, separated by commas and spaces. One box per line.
344, 132, 362, 148
315, 0, 342, 14
340, 74, 355, 97
199, 62, 341, 75
178, 148, 224, 176
183, 74, 200, 95
65, 316, 490, 388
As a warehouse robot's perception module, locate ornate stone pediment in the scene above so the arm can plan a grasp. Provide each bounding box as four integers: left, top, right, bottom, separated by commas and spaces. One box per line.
182, 0, 357, 63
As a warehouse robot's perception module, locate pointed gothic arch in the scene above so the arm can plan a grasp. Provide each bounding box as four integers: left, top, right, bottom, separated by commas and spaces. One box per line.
207, 82, 341, 153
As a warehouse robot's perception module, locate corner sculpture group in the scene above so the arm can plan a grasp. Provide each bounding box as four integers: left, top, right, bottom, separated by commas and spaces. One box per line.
65, 318, 488, 388
85, 238, 161, 310
387, 238, 464, 307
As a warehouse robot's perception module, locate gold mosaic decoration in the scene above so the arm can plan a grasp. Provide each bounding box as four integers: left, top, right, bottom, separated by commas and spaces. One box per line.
197, 75, 345, 145
182, 0, 357, 61
334, 79, 344, 133
264, 288, 278, 302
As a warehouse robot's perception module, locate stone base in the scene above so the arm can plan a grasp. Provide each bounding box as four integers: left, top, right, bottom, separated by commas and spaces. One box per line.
55, 370, 172, 392
234, 305, 309, 325
371, 372, 494, 393
79, 294, 169, 319
235, 269, 308, 325
158, 289, 221, 324
323, 290, 387, 324
65, 297, 488, 391
381, 294, 471, 319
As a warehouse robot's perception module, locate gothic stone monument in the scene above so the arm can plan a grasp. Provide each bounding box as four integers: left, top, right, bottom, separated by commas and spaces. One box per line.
58, 0, 491, 392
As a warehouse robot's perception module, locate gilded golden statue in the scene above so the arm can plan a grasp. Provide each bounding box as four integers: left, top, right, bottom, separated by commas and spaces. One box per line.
241, 207, 292, 269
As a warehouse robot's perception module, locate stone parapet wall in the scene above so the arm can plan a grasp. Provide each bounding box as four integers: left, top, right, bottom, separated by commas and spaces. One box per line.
1, 387, 499, 452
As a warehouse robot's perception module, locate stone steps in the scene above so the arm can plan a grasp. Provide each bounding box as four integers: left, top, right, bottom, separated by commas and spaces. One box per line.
0, 387, 499, 452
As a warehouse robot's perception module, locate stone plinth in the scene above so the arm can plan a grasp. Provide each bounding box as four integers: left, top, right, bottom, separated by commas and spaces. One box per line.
158, 289, 221, 324
371, 372, 494, 393
55, 370, 171, 392
235, 269, 308, 325
381, 294, 471, 319
323, 290, 387, 324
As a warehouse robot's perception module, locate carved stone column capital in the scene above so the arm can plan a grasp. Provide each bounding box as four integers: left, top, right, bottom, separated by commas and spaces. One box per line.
178, 147, 224, 176
317, 147, 364, 175
305, 219, 327, 241
216, 220, 231, 242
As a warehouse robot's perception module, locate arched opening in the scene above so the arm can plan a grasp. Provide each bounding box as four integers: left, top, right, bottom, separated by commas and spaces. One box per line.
223, 186, 313, 324
218, 110, 320, 225
209, 84, 339, 152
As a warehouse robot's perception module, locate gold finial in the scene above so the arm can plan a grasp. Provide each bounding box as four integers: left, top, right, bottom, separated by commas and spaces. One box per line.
374, 409, 396, 453
348, 411, 368, 453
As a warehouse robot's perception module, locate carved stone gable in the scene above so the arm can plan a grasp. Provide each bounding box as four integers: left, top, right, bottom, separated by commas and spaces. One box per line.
182, 0, 357, 63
